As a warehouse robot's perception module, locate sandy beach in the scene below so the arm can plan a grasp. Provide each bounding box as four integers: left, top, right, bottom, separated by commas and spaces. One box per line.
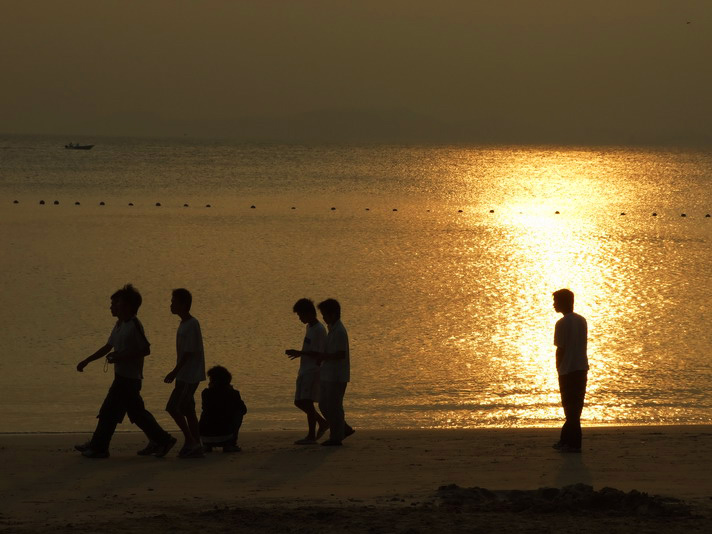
1, 426, 710, 533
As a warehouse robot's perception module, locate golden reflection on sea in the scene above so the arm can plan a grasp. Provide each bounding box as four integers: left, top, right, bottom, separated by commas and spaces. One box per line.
437, 148, 675, 428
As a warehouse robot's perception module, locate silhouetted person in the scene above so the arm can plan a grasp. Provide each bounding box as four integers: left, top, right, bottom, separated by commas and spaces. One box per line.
199, 365, 246, 452
316, 299, 354, 446
552, 289, 589, 453
75, 284, 176, 458
286, 298, 329, 444
164, 288, 206, 458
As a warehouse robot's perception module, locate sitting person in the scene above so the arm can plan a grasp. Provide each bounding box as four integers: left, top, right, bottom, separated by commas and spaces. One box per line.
199, 365, 247, 452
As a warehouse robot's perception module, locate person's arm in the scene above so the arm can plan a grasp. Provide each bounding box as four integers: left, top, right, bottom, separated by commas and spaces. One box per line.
77, 344, 112, 372
285, 349, 302, 359
165, 351, 196, 383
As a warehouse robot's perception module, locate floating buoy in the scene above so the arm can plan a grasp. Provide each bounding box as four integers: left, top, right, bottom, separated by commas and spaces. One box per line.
53, 200, 59, 205
74, 201, 80, 206
155, 202, 161, 207
99, 201, 105, 206
39, 200, 45, 205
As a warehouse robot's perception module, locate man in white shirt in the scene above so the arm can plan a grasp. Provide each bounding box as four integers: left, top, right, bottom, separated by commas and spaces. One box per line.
285, 298, 329, 444
316, 299, 354, 446
165, 288, 206, 458
552, 288, 589, 453
75, 284, 175, 458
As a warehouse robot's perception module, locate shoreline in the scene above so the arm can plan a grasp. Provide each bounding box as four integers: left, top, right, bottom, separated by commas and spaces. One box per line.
2, 421, 711, 435
1, 426, 711, 533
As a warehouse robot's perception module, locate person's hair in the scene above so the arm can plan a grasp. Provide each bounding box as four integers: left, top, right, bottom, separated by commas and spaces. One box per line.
207, 365, 232, 386
172, 288, 192, 311
293, 298, 316, 315
317, 298, 341, 320
553, 289, 575, 310
111, 284, 143, 315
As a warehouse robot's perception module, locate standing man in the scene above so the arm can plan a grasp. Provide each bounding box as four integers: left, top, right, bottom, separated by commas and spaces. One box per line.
76, 284, 176, 458
552, 289, 589, 453
316, 299, 354, 446
285, 298, 329, 445
164, 288, 206, 458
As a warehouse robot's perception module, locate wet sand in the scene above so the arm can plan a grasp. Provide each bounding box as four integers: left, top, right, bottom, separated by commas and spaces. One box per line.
1, 426, 711, 533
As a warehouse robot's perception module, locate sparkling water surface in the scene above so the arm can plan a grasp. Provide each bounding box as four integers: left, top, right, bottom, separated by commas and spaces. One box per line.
1, 136, 711, 432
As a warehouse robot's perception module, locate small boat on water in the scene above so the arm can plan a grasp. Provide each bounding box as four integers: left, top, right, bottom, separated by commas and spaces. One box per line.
65, 143, 94, 150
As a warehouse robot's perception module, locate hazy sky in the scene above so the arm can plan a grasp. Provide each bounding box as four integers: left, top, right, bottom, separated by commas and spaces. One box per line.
2, 1, 711, 143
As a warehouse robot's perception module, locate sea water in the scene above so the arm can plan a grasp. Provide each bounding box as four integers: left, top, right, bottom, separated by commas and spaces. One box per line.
1, 135, 711, 432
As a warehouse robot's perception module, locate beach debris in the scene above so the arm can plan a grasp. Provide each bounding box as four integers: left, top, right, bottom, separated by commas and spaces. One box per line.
436, 483, 690, 517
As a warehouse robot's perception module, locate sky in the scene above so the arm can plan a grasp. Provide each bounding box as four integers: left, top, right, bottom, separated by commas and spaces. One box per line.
1, 0, 711, 144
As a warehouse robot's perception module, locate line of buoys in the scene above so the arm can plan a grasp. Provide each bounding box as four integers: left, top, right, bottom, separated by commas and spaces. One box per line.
12, 201, 712, 218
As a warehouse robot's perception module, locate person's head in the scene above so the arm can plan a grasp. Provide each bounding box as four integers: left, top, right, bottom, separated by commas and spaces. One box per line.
292, 298, 317, 324
317, 298, 341, 325
171, 288, 192, 316
207, 365, 232, 387
111, 284, 142, 318
552, 289, 575, 314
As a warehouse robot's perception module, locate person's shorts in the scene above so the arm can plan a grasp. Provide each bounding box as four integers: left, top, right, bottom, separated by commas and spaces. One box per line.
166, 380, 199, 415
295, 372, 320, 402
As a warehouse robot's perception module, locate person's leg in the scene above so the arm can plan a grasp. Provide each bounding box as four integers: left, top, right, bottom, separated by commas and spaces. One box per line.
320, 381, 346, 443
564, 371, 587, 449
90, 378, 129, 453
559, 371, 587, 449
223, 414, 244, 452
166, 382, 199, 450
294, 399, 317, 439
127, 382, 172, 446
318, 381, 337, 441
331, 382, 347, 442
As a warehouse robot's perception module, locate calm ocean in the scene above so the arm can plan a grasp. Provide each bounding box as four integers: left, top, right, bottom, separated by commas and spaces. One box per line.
1, 135, 711, 432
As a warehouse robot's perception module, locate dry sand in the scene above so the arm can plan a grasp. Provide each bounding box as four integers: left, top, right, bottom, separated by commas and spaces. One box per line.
1, 426, 711, 533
